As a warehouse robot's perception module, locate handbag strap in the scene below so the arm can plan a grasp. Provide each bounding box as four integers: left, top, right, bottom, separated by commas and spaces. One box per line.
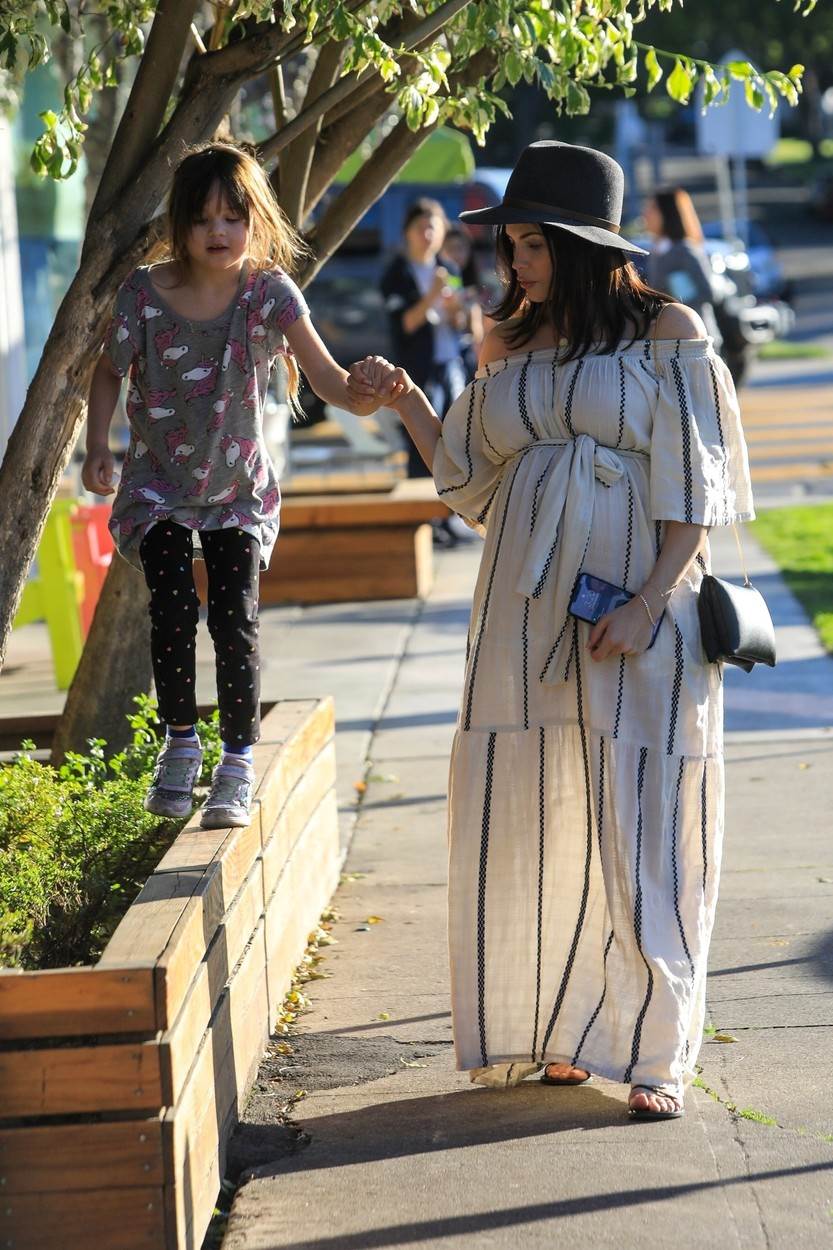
653, 305, 751, 587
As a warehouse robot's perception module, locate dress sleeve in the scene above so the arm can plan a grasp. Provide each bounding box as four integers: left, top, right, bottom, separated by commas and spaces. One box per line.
104, 272, 142, 378
432, 378, 505, 527
260, 270, 310, 356
650, 346, 754, 526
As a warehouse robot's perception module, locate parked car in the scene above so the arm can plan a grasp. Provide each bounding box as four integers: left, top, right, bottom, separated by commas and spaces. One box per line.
702, 219, 792, 303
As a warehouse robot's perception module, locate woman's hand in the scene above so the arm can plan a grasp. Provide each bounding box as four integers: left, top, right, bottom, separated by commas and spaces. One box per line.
82, 447, 116, 496
347, 356, 414, 409
587, 597, 655, 661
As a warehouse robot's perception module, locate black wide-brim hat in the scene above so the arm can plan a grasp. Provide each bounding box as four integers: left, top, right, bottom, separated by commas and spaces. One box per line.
460, 140, 647, 255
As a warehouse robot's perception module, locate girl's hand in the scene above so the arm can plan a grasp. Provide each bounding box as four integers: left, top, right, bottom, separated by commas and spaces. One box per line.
587, 597, 654, 661
82, 447, 116, 496
347, 356, 414, 407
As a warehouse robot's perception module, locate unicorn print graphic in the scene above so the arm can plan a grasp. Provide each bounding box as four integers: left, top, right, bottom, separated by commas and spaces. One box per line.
209, 390, 233, 431
220, 434, 257, 468
129, 478, 175, 505
219, 506, 256, 529
221, 338, 247, 373
146, 387, 178, 421
136, 287, 163, 321
164, 425, 196, 461
207, 480, 239, 505
185, 460, 212, 498
154, 324, 189, 365
182, 358, 219, 402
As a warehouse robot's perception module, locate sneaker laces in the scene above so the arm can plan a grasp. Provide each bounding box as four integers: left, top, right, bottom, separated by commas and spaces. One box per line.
205, 761, 253, 810
151, 742, 202, 794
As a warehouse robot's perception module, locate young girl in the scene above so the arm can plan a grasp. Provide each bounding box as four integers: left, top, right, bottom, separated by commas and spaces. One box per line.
84, 142, 377, 830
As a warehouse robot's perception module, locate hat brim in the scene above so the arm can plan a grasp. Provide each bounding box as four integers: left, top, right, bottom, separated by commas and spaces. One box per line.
459, 206, 648, 255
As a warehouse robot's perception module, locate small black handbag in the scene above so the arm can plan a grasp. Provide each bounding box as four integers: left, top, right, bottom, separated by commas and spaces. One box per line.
697, 527, 776, 672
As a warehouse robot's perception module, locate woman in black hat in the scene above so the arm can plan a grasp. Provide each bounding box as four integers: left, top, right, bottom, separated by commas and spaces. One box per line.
349, 142, 754, 1121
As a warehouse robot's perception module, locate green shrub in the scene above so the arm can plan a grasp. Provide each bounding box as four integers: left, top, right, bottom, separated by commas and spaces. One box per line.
0, 697, 222, 970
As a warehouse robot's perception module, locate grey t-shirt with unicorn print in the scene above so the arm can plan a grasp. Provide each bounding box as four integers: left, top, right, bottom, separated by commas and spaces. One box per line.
104, 264, 308, 570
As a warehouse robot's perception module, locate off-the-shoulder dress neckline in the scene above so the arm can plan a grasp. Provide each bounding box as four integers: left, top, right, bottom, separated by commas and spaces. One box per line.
475, 337, 713, 379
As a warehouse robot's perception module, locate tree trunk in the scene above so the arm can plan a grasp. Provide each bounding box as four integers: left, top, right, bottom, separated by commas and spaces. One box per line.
50, 557, 152, 765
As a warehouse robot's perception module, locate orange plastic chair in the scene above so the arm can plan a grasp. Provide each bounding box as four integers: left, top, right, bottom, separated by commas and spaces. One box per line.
69, 504, 114, 635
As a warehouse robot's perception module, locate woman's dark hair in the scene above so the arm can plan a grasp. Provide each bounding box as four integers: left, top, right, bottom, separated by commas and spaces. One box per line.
652, 187, 704, 243
402, 197, 448, 233
492, 224, 670, 362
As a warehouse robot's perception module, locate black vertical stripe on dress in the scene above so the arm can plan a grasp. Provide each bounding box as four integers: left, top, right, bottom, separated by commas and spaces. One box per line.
654, 520, 663, 560
613, 481, 635, 740
701, 761, 708, 896
541, 620, 594, 1054
624, 746, 653, 1084
518, 351, 535, 436
477, 732, 497, 1066
671, 757, 695, 981
531, 726, 546, 1062
670, 358, 693, 523
666, 624, 685, 755
437, 381, 476, 498
616, 357, 626, 446
478, 381, 500, 459
563, 358, 584, 435
463, 458, 524, 730
706, 356, 730, 526
572, 736, 614, 1066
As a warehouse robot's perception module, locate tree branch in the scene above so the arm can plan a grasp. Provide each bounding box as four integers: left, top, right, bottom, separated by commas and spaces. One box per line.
299, 47, 496, 287
88, 0, 201, 223
257, 0, 472, 163
280, 40, 346, 228
303, 81, 395, 218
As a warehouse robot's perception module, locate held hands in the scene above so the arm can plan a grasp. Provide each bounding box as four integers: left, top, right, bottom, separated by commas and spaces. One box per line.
347, 356, 415, 413
81, 447, 116, 496
587, 596, 655, 661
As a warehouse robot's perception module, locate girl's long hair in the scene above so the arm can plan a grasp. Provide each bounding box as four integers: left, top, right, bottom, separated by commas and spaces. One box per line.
167, 142, 309, 407
653, 186, 704, 243
492, 224, 670, 362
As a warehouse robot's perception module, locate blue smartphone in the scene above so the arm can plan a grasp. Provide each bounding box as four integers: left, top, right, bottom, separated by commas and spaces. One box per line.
568, 572, 663, 648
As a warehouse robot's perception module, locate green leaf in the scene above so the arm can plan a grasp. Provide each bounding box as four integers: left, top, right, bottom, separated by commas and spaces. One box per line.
39, 109, 59, 128
744, 78, 764, 111
788, 64, 805, 80
565, 79, 590, 115
726, 60, 752, 81
644, 46, 663, 92
667, 58, 693, 104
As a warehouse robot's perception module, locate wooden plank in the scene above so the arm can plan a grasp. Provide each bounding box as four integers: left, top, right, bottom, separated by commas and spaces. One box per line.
0, 1118, 164, 1194
278, 488, 449, 529
264, 788, 340, 1022
261, 742, 337, 900
261, 524, 432, 604
0, 1186, 165, 1249
252, 699, 334, 840
0, 1040, 162, 1118
282, 469, 400, 495
0, 966, 156, 1039
165, 919, 269, 1250
160, 853, 265, 1105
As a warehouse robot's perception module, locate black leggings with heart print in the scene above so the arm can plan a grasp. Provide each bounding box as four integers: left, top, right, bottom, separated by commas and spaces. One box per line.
139, 522, 261, 746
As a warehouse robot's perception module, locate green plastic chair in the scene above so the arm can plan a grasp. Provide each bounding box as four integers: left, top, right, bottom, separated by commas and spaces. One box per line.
13, 498, 85, 690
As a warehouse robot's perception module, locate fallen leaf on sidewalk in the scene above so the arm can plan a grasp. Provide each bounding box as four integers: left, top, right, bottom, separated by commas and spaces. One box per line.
399, 1058, 428, 1068
817, 876, 833, 884
368, 772, 399, 783
712, 1032, 739, 1043
798, 762, 811, 770
366, 915, 384, 924
354, 779, 367, 795
377, 1011, 391, 1020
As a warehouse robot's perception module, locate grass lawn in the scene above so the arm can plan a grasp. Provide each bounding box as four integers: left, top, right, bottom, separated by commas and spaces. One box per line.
758, 340, 832, 361
753, 505, 833, 652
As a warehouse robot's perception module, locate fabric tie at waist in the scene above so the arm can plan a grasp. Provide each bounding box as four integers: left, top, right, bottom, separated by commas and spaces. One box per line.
514, 434, 649, 685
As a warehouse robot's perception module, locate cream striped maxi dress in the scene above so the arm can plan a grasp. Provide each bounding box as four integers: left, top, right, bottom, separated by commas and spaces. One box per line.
432, 337, 754, 1091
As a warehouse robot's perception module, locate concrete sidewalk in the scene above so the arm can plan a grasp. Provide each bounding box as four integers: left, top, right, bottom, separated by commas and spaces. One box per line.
221, 532, 833, 1250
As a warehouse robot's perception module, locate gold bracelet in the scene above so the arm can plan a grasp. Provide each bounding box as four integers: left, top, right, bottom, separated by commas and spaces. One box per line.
637, 593, 656, 627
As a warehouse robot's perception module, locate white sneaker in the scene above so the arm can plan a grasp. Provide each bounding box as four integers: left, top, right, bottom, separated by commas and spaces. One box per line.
144, 737, 203, 819
200, 757, 255, 829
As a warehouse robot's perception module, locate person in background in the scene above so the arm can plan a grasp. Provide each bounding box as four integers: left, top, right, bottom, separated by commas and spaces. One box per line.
441, 223, 485, 380
381, 199, 467, 473
643, 187, 723, 351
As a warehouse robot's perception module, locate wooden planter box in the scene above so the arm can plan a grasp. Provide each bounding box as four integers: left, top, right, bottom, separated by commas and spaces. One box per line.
194, 481, 451, 606
0, 699, 340, 1250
